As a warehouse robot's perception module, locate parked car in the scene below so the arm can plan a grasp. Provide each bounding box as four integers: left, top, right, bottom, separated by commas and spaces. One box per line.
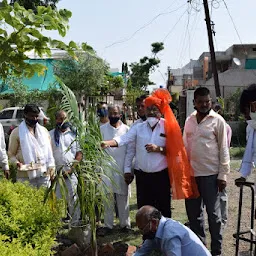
0, 106, 49, 132
0, 107, 49, 148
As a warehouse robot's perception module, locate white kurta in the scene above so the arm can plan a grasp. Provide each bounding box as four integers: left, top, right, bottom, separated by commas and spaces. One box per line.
49, 128, 78, 172
100, 122, 130, 195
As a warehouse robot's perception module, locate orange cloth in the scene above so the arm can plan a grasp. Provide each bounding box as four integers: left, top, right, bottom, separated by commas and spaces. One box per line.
145, 89, 199, 199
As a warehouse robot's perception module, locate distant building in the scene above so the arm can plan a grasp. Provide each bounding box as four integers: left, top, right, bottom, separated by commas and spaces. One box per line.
195, 44, 256, 99
167, 60, 200, 95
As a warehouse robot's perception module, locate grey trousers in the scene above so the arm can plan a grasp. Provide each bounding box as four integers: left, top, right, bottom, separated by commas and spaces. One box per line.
185, 174, 222, 256
56, 173, 80, 224
219, 188, 228, 225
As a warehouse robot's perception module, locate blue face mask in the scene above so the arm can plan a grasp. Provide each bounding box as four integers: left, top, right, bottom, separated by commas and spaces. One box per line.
56, 122, 70, 130
97, 108, 108, 117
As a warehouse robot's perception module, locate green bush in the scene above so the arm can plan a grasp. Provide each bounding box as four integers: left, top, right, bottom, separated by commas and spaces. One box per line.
0, 180, 62, 256
230, 147, 245, 159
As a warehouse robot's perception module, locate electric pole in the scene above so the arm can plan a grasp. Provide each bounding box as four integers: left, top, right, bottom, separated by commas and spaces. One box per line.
203, 0, 221, 97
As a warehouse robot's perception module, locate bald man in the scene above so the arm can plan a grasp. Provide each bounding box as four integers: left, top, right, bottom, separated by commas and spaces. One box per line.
134, 206, 211, 256
50, 110, 82, 223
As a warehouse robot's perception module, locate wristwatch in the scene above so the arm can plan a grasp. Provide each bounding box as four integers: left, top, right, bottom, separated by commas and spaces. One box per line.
159, 147, 164, 153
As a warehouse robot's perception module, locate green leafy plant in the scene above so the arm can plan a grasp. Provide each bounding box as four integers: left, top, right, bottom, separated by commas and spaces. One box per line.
0, 0, 80, 79
10, 0, 60, 11
45, 79, 115, 255
0, 180, 62, 256
224, 88, 242, 121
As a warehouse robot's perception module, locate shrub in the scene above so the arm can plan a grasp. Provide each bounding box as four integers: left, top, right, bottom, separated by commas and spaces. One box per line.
0, 180, 62, 256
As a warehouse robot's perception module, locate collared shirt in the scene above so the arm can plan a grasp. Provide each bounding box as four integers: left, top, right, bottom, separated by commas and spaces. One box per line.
123, 118, 143, 173
49, 128, 78, 172
0, 123, 8, 171
134, 217, 211, 256
114, 118, 167, 173
183, 110, 230, 181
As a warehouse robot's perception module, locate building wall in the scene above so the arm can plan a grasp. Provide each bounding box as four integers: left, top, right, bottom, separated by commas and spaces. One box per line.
170, 85, 183, 93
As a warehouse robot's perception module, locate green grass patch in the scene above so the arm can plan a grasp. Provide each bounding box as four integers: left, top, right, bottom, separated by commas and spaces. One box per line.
97, 182, 188, 249
230, 147, 245, 159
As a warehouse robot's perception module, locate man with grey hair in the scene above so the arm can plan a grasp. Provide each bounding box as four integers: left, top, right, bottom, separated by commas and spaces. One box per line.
98, 104, 133, 236
50, 110, 82, 223
134, 205, 211, 256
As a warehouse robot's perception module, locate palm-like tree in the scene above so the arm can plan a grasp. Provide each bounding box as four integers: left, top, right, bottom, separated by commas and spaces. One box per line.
45, 79, 115, 255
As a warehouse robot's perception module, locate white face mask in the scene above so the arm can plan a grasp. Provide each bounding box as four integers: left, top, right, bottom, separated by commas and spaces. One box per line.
250, 111, 256, 121
147, 117, 159, 127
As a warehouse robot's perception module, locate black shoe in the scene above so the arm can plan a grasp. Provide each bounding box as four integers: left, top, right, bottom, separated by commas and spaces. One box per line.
120, 227, 132, 233
97, 227, 112, 237
184, 221, 190, 227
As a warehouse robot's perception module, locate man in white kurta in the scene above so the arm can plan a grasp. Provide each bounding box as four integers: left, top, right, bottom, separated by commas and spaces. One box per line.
50, 110, 82, 224
8, 104, 55, 188
100, 105, 131, 233
124, 95, 147, 205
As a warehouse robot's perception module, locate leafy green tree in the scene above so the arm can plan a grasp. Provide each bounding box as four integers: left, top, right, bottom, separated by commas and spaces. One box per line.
129, 42, 164, 90
55, 53, 124, 96
0, 0, 80, 79
1, 77, 52, 106
125, 87, 145, 106
10, 0, 59, 11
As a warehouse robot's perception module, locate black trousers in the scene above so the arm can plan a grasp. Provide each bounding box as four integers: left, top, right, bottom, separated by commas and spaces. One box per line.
134, 168, 171, 217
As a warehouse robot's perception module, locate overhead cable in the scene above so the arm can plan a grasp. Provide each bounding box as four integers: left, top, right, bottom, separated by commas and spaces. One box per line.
105, 1, 187, 49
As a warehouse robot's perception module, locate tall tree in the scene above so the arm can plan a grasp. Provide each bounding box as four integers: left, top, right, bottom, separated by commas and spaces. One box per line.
54, 52, 124, 96
10, 0, 59, 11
129, 42, 164, 90
0, 0, 81, 79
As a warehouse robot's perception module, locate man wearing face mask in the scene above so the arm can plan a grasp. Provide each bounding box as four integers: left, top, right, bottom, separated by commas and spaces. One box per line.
101, 89, 199, 218
235, 84, 256, 184
123, 95, 148, 206
49, 110, 82, 223
8, 104, 55, 188
183, 87, 230, 256
97, 102, 109, 126
134, 205, 211, 256
98, 105, 132, 236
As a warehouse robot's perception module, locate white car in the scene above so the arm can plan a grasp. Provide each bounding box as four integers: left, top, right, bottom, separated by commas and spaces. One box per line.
0, 107, 49, 133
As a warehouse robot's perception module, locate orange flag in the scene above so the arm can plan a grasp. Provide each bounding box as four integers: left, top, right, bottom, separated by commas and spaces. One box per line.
145, 89, 199, 199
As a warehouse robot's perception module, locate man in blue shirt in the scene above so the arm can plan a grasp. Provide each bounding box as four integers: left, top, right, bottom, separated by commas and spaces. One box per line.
134, 206, 211, 256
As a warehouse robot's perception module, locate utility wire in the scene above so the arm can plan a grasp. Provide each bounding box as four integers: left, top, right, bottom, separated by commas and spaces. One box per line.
222, 0, 243, 46
222, 0, 256, 80
162, 9, 187, 42
178, 1, 202, 67
105, 2, 187, 49
178, 4, 192, 67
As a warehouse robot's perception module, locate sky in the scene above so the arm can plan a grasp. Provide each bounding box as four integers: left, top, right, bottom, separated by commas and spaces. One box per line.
52, 0, 256, 87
